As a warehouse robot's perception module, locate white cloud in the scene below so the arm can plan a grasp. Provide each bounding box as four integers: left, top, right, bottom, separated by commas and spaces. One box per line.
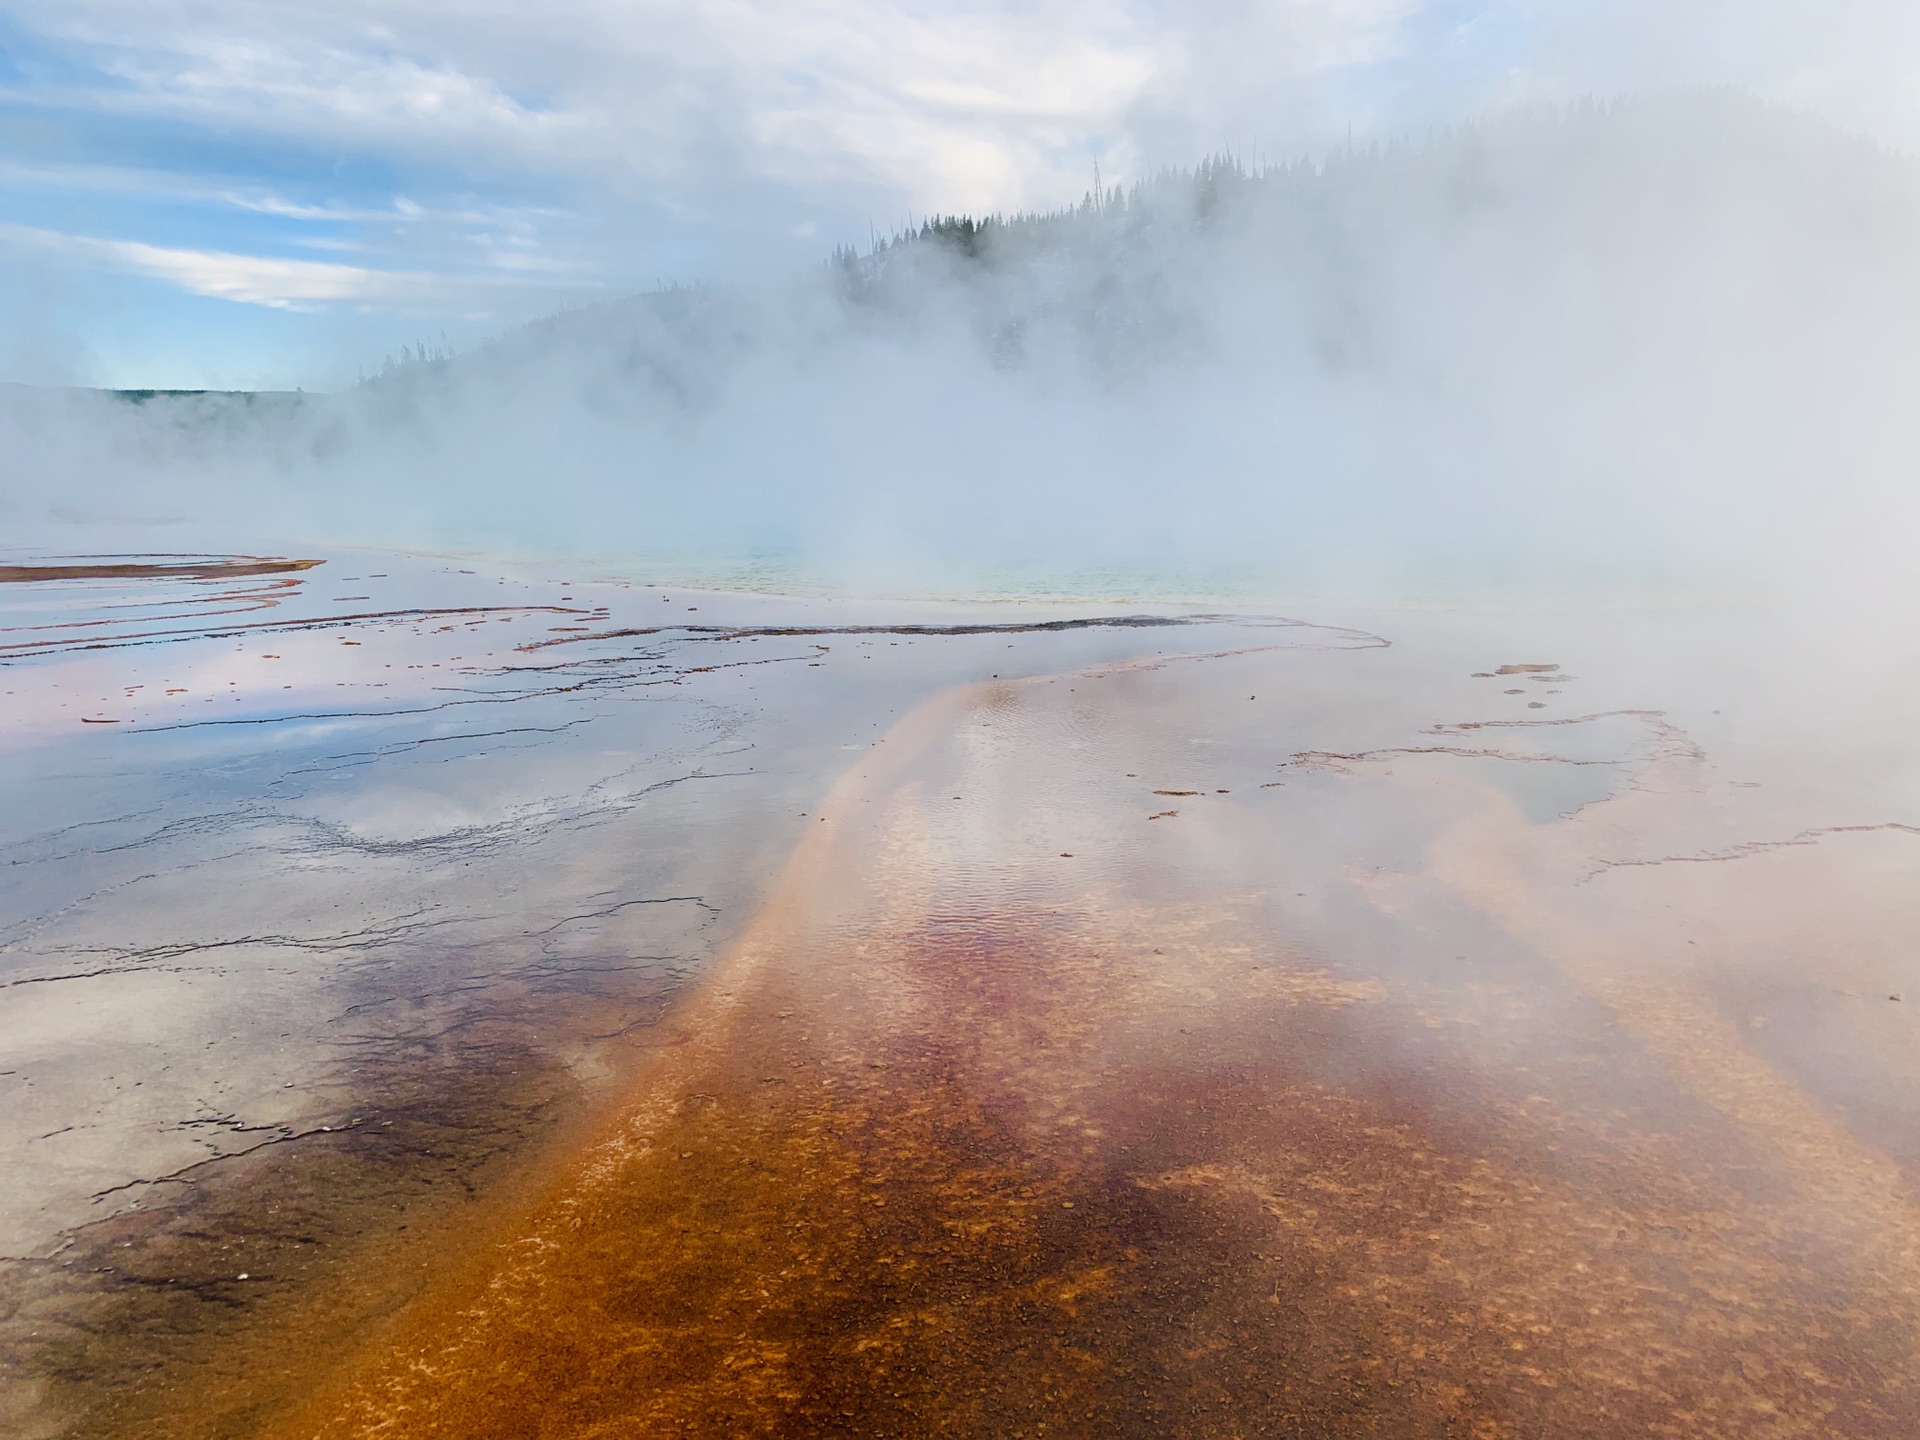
32, 19, 564, 142
12, 1, 1911, 252
0, 158, 563, 232
3, 0, 1919, 382
0, 223, 593, 309
6, 3, 1919, 205
0, 223, 413, 306
1505, 0, 1920, 144
0, 1, 1393, 212
99, 237, 399, 306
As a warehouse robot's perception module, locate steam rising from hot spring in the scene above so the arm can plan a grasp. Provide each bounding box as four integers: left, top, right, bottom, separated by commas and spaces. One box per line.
5, 92, 1919, 606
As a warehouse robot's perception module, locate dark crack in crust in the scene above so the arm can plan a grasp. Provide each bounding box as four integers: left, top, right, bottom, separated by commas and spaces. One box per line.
1, 943, 695, 1440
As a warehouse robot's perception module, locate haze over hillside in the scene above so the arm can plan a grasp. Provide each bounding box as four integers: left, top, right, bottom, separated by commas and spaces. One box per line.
5, 92, 1917, 604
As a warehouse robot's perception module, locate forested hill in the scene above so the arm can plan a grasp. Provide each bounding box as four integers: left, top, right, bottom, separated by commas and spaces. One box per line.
409, 90, 1916, 404
10, 90, 1920, 599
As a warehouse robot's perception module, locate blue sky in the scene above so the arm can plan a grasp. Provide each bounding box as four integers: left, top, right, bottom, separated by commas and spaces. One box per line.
0, 0, 1913, 390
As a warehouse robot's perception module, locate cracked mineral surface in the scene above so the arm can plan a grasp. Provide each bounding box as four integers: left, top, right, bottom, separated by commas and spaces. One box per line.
6, 562, 1920, 1439
0, 553, 1366, 1437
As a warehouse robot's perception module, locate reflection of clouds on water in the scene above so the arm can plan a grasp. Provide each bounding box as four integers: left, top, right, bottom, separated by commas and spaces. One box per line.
0, 552, 617, 743
8, 548, 1920, 1436
0, 566, 1336, 1282
248, 598, 1920, 1440
0, 556, 325, 658
1, 554, 1918, 1440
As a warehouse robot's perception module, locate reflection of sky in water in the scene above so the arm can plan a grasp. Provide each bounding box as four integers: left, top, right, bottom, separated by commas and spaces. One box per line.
170, 589, 1920, 1440
0, 553, 1375, 1261
1467, 756, 1620, 824
10, 555, 1920, 1437
0, 554, 606, 741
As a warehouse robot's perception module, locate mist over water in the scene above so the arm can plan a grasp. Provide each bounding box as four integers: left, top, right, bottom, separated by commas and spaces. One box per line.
18, 53, 1920, 1437
5, 91, 1919, 608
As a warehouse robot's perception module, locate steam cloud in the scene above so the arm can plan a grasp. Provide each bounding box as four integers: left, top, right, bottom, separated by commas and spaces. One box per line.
4, 92, 1917, 606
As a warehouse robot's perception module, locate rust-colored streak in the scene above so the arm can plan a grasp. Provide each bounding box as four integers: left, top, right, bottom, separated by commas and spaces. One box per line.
214, 678, 1920, 1440
0, 556, 323, 583
86, 670, 1920, 1440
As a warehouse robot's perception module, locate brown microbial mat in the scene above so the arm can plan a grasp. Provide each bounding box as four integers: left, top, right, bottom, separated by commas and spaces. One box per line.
61, 634, 1920, 1438
11, 594, 1920, 1439
0, 557, 324, 584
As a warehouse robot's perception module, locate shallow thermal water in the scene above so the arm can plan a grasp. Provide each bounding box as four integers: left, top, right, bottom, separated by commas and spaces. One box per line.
5, 555, 1920, 1438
